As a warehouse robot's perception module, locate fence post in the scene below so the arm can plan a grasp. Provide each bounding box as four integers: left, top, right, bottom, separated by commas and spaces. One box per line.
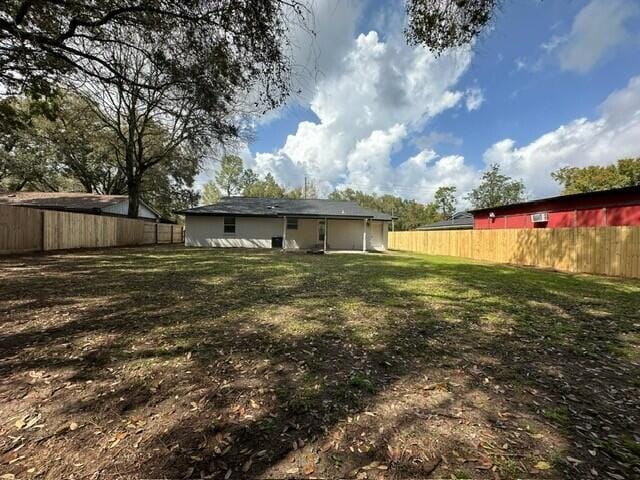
155, 222, 159, 244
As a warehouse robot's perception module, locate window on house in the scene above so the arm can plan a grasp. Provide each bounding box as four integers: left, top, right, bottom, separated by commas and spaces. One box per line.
287, 217, 298, 230
223, 216, 235, 234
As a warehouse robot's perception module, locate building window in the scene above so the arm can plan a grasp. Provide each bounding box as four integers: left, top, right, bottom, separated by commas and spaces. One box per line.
223, 216, 235, 234
318, 220, 325, 242
287, 217, 298, 230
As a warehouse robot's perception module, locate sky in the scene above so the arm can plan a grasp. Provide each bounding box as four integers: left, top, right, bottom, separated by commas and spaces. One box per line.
201, 0, 640, 207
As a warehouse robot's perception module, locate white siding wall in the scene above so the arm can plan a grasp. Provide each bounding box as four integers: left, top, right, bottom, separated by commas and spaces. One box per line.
367, 220, 388, 251
284, 218, 321, 249
326, 219, 366, 250
103, 200, 157, 219
185, 215, 389, 250
185, 216, 282, 248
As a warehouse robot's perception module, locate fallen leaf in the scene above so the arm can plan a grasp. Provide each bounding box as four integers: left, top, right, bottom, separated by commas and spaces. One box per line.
320, 441, 333, 453
534, 461, 551, 470
14, 418, 25, 429
303, 461, 315, 475
242, 458, 252, 473
69, 422, 79, 431
182, 466, 194, 479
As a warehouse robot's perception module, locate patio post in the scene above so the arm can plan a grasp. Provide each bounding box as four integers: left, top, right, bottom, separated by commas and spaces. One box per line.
323, 217, 327, 251
362, 218, 367, 252
282, 216, 287, 250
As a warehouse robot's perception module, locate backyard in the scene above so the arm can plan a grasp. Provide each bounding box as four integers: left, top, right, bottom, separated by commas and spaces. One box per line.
0, 246, 639, 479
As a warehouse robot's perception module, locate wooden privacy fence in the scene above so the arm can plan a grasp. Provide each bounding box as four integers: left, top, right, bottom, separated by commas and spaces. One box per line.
0, 204, 184, 255
389, 227, 640, 279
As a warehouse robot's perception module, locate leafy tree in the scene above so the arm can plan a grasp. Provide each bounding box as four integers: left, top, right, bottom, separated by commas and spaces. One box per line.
0, 5, 499, 126
405, 0, 498, 55
201, 181, 220, 205
466, 164, 525, 209
434, 185, 457, 219
239, 169, 260, 193
140, 152, 200, 219
216, 155, 245, 197
0, 0, 301, 111
0, 95, 75, 191
1, 92, 199, 219
1, 0, 499, 97
552, 158, 640, 194
618, 158, 640, 186
72, 31, 242, 216
244, 173, 285, 198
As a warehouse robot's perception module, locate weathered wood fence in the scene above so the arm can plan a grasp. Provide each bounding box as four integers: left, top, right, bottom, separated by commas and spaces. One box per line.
0, 204, 183, 255
389, 228, 640, 279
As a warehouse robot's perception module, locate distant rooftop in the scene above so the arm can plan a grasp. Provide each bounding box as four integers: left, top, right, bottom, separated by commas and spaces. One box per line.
416, 211, 473, 231
0, 191, 161, 218
0, 191, 130, 211
178, 197, 393, 221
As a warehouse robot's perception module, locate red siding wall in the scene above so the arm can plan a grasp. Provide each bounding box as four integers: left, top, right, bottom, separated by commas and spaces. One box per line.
473, 191, 640, 229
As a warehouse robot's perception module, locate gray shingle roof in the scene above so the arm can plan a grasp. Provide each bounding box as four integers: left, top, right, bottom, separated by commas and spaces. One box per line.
416, 211, 473, 230
178, 197, 392, 221
0, 191, 161, 218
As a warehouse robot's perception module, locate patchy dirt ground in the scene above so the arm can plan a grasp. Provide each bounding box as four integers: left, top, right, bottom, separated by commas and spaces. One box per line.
0, 246, 639, 479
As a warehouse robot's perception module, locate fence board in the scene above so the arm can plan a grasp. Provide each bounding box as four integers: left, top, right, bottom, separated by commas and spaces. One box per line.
0, 204, 43, 254
389, 227, 640, 279
1, 204, 184, 255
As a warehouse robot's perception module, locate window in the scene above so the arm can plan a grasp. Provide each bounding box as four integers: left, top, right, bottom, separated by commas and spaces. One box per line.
223, 216, 235, 234
318, 219, 325, 242
287, 217, 298, 230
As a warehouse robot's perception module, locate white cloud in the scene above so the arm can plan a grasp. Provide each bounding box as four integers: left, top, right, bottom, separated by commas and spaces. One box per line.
250, 22, 474, 202
482, 75, 640, 197
413, 131, 463, 150
465, 87, 484, 111
540, 34, 567, 53
556, 0, 639, 73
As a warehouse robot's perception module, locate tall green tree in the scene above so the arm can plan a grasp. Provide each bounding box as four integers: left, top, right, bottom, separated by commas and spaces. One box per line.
201, 181, 220, 205
466, 164, 525, 209
434, 185, 457, 219
405, 0, 498, 55
244, 173, 285, 198
552, 158, 640, 194
216, 155, 245, 197
0, 0, 301, 110
1, 92, 200, 219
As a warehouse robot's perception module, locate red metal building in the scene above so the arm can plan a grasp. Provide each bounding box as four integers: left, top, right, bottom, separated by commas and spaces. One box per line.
470, 186, 640, 230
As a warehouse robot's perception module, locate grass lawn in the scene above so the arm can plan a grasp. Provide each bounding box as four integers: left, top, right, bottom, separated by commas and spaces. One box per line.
1, 246, 639, 479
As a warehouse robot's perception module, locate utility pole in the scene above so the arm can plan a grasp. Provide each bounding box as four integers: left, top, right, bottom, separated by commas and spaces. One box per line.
303, 176, 307, 199
391, 207, 395, 232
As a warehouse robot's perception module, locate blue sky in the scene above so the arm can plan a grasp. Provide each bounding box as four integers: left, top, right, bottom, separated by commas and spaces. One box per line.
216, 0, 640, 205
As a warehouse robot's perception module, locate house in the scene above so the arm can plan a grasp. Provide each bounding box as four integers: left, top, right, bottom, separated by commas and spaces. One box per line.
0, 192, 161, 221
470, 185, 640, 229
178, 197, 393, 251
416, 211, 473, 231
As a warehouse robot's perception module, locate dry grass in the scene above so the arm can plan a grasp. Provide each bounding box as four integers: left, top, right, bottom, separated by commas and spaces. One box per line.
0, 246, 639, 479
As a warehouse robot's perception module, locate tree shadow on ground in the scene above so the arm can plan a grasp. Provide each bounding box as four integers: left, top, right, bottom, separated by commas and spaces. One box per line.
0, 246, 638, 479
